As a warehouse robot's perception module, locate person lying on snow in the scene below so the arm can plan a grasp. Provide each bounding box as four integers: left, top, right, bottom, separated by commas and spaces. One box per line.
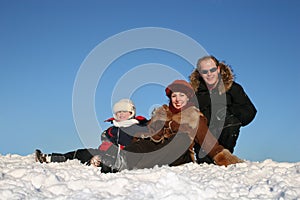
35, 99, 148, 172
36, 80, 243, 173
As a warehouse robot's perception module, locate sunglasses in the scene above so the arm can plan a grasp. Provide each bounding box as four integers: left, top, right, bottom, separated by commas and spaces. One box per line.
199, 67, 218, 75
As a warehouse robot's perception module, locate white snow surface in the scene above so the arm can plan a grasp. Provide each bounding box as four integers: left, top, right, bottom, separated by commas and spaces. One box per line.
0, 154, 300, 200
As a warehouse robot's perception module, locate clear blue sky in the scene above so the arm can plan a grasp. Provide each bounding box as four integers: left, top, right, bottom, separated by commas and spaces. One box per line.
1, 0, 299, 162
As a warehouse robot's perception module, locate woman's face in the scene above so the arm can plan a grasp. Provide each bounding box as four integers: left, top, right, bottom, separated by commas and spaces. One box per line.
115, 111, 132, 121
198, 58, 220, 89
171, 92, 189, 109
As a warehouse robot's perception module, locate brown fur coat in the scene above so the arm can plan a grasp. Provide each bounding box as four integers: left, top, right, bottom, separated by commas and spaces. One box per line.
146, 104, 224, 161
146, 105, 209, 162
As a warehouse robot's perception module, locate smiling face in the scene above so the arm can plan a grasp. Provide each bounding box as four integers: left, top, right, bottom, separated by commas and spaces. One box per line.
171, 92, 189, 109
198, 58, 220, 89
115, 111, 132, 121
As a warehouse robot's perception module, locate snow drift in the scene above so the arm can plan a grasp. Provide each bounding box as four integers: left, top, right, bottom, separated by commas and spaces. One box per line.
0, 153, 299, 199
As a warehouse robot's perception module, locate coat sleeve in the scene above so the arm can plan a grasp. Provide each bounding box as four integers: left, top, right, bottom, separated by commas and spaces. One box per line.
99, 129, 114, 151
228, 82, 257, 126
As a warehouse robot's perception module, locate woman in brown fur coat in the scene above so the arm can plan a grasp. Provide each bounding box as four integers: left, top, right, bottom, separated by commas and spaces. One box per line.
97, 80, 243, 173
190, 56, 257, 164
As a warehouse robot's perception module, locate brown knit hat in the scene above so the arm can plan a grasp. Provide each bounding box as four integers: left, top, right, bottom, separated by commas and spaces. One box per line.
165, 80, 195, 98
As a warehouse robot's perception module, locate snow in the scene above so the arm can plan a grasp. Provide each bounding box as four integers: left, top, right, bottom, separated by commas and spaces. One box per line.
0, 154, 300, 200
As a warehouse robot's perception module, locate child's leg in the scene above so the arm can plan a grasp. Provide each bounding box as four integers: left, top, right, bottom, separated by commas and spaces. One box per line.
52, 148, 101, 164
35, 148, 101, 164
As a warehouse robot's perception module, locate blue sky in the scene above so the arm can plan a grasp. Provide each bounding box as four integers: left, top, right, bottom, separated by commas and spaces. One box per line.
1, 0, 299, 163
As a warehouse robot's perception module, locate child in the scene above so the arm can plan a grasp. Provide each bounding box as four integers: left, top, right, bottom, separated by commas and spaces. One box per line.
35, 99, 148, 171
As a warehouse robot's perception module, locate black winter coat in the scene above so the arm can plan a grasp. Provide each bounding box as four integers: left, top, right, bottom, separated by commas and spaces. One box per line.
196, 80, 257, 127
101, 116, 148, 149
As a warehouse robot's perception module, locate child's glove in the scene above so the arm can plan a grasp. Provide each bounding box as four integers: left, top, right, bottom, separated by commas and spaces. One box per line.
90, 155, 101, 167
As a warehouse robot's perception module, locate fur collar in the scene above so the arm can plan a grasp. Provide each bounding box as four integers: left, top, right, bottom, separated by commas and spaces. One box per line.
218, 63, 234, 94
151, 105, 202, 130
171, 106, 201, 129
150, 105, 172, 124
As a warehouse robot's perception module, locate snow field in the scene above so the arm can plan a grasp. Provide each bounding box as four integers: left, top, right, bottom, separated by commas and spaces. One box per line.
0, 154, 299, 199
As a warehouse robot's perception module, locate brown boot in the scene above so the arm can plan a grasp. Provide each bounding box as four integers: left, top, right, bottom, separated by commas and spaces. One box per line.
213, 149, 244, 167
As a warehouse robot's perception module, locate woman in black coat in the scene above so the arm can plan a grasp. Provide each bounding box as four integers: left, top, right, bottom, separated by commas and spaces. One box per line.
190, 55, 257, 164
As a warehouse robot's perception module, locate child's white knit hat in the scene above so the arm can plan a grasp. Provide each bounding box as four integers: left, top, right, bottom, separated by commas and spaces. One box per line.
113, 99, 136, 119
